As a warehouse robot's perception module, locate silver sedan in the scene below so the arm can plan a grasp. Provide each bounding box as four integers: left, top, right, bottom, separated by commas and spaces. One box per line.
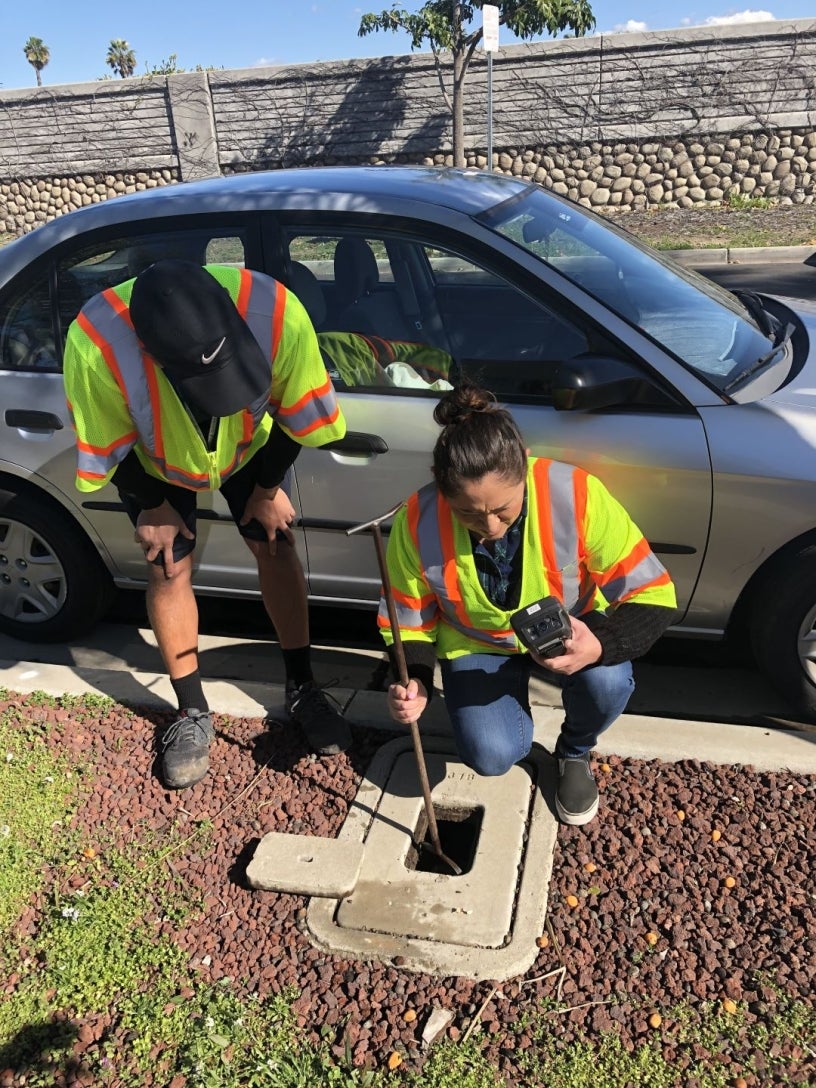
0, 166, 814, 717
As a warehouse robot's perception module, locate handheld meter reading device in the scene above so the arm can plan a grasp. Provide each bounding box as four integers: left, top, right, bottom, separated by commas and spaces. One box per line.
510, 595, 573, 658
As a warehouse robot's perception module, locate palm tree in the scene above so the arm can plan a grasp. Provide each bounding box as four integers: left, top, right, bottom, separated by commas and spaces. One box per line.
106, 39, 136, 79
23, 37, 50, 87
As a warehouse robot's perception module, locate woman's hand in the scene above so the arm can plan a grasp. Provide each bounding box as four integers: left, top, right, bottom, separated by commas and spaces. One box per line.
240, 485, 296, 555
387, 677, 429, 725
135, 500, 194, 578
532, 615, 602, 675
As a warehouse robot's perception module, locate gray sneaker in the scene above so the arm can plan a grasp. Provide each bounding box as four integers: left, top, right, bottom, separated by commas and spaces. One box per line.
555, 752, 599, 826
161, 709, 214, 789
286, 681, 352, 756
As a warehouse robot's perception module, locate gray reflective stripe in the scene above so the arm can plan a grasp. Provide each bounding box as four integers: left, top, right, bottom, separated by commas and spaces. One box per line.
242, 277, 275, 427
379, 598, 436, 630
440, 614, 516, 649
413, 482, 516, 650
414, 483, 447, 600
546, 460, 581, 611
83, 292, 156, 450
242, 275, 276, 358
575, 585, 597, 615
601, 551, 668, 604
77, 449, 119, 476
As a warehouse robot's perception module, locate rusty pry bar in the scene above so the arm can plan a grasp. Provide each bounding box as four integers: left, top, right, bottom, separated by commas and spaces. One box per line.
348, 503, 462, 877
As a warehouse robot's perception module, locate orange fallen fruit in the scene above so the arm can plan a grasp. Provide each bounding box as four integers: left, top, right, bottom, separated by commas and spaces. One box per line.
403, 1009, 417, 1023
536, 934, 549, 948
566, 894, 579, 908
600, 763, 612, 774
584, 861, 597, 873
722, 998, 738, 1014
645, 931, 659, 946
82, 847, 96, 859
711, 829, 722, 842
724, 876, 737, 889
648, 1011, 662, 1029
676, 810, 686, 821
387, 1052, 403, 1070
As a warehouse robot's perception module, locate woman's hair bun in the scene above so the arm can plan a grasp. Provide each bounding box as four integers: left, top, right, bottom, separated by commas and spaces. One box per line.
433, 381, 497, 428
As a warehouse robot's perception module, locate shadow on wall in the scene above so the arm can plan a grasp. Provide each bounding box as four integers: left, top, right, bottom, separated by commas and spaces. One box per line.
235, 56, 450, 170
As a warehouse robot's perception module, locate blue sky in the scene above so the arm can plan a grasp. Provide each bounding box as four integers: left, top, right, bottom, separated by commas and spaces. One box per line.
2, 1, 813, 92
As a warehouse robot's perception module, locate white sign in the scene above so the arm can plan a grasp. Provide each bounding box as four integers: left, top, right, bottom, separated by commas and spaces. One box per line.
482, 4, 500, 52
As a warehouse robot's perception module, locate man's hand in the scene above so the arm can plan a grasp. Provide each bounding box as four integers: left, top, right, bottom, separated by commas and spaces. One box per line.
387, 677, 428, 725
240, 485, 296, 556
532, 615, 602, 675
134, 500, 194, 579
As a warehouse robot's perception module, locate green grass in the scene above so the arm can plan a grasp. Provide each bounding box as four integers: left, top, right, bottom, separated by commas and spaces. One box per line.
1, 692, 814, 1087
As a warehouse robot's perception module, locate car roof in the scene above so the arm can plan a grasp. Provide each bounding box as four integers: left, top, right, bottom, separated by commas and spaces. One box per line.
0, 166, 533, 281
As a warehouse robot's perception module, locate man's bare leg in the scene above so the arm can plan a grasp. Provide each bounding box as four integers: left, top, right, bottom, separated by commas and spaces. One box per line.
145, 555, 214, 789
253, 542, 351, 754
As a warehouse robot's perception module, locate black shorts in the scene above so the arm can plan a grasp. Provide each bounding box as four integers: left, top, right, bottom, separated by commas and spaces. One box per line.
119, 458, 294, 566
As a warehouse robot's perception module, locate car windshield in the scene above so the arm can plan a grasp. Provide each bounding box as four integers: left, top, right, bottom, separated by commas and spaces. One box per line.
481, 187, 785, 393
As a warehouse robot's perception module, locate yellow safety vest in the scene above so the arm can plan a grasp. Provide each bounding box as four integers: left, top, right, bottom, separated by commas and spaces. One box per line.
380, 456, 676, 659
64, 265, 346, 492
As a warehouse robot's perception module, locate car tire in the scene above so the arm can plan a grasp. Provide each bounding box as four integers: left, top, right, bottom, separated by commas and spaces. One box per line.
749, 543, 816, 721
0, 488, 115, 643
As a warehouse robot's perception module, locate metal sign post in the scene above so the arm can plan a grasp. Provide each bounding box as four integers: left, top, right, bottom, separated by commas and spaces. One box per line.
482, 4, 499, 172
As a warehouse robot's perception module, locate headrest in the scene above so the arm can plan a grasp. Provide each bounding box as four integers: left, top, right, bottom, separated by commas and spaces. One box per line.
289, 262, 327, 329
334, 237, 379, 307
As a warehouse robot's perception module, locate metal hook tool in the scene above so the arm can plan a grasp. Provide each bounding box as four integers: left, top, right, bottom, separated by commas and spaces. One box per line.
348, 502, 462, 876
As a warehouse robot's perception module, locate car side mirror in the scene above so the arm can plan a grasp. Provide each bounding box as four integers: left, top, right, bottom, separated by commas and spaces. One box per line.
551, 355, 678, 412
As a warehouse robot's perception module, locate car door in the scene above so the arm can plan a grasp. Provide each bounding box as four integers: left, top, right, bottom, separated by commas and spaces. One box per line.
280, 219, 712, 616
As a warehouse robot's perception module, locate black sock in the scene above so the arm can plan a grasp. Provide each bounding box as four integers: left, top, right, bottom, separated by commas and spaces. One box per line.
171, 670, 209, 712
282, 646, 313, 691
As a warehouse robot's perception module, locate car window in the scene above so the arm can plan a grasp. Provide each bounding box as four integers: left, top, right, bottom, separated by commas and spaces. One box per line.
285, 228, 589, 400
0, 268, 60, 372
0, 230, 248, 374
487, 189, 777, 390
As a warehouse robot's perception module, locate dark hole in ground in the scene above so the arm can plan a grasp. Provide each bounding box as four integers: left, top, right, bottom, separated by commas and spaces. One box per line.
406, 804, 483, 876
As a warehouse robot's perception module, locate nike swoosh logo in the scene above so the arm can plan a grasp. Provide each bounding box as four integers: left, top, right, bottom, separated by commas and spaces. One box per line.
201, 337, 226, 365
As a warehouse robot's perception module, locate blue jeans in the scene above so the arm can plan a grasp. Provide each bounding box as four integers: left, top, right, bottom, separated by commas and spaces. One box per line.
439, 653, 635, 776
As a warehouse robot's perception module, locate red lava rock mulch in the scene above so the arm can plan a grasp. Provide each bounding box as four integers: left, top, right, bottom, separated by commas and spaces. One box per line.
5, 695, 816, 1085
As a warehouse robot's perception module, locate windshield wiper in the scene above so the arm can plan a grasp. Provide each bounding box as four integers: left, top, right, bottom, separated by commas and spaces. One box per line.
723, 321, 796, 394
733, 288, 776, 338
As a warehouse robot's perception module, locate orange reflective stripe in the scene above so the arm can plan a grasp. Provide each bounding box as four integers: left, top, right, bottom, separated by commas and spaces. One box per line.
618, 569, 673, 603
392, 584, 435, 610
77, 432, 138, 457
600, 535, 652, 583
77, 470, 113, 483
276, 376, 342, 436
104, 287, 132, 325
437, 491, 471, 631
532, 458, 562, 601
377, 613, 436, 635
76, 309, 128, 403
272, 284, 286, 358
573, 466, 588, 562
236, 269, 253, 318
406, 492, 421, 550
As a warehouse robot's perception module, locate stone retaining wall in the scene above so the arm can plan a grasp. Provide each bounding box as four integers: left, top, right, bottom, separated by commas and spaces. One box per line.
2, 18, 816, 236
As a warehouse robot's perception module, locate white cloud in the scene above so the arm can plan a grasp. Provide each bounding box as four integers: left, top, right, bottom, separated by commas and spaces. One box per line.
611, 18, 650, 33
701, 9, 775, 25
600, 9, 777, 35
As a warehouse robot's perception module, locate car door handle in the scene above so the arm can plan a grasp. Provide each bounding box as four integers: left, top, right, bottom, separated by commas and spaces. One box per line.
5, 409, 64, 431
321, 431, 389, 454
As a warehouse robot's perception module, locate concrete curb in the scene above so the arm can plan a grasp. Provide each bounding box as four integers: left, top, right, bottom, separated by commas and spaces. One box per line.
1, 651, 814, 775
666, 244, 816, 266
